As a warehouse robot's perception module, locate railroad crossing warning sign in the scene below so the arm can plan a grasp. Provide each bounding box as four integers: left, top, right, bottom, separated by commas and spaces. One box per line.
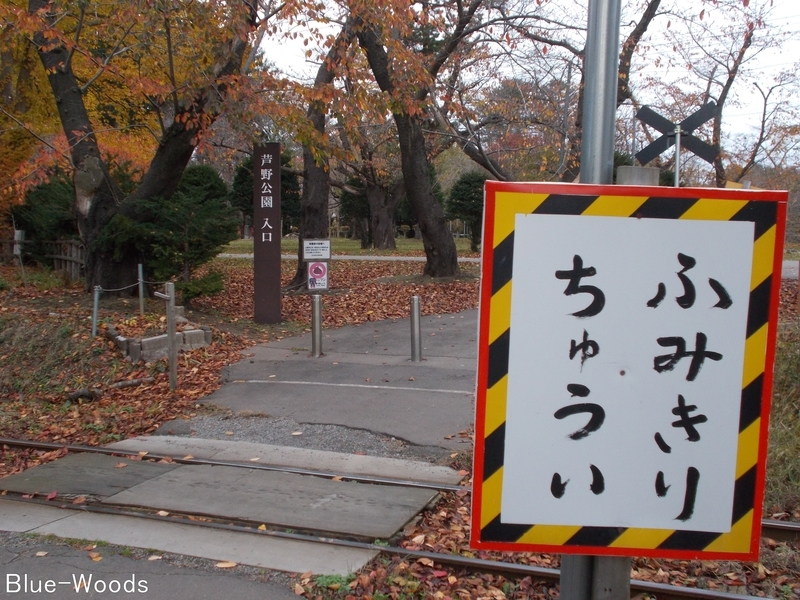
636, 103, 718, 166
471, 181, 787, 560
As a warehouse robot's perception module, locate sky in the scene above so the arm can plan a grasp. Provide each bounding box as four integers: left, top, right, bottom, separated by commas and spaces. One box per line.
267, 0, 799, 154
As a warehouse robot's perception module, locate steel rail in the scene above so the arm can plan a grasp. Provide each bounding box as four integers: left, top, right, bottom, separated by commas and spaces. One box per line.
0, 494, 765, 600
0, 436, 464, 492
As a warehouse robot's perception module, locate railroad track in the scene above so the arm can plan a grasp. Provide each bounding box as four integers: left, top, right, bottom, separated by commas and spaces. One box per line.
1, 437, 794, 600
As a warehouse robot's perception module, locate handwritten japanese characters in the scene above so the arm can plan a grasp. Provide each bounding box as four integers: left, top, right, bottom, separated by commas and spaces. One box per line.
500, 213, 754, 533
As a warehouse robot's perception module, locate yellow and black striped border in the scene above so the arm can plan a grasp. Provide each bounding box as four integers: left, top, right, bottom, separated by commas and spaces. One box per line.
471, 182, 788, 561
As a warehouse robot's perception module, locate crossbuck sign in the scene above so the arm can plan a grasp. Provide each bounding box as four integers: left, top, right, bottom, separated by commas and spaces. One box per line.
471, 182, 787, 560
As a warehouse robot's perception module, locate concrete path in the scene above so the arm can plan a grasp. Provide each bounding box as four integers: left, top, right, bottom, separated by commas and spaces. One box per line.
203, 310, 478, 450
783, 260, 798, 280
0, 529, 298, 600
107, 436, 463, 485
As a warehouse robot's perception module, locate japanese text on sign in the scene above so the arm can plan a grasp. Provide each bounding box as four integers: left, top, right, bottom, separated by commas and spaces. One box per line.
256, 152, 277, 242
501, 214, 754, 533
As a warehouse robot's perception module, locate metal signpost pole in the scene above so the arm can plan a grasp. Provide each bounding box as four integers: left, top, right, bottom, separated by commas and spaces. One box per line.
311, 295, 322, 358
674, 125, 682, 187
579, 0, 621, 185
565, 0, 631, 598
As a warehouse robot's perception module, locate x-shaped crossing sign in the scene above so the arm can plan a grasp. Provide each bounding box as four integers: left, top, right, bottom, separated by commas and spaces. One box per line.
635, 102, 719, 166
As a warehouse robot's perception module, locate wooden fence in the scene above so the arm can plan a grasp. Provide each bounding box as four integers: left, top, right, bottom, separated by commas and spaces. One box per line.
0, 239, 85, 281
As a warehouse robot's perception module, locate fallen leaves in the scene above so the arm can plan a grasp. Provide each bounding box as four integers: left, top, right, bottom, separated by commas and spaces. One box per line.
192, 259, 479, 327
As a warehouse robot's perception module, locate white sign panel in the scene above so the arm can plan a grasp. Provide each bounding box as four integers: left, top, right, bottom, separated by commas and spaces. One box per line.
303, 239, 331, 261
501, 214, 754, 533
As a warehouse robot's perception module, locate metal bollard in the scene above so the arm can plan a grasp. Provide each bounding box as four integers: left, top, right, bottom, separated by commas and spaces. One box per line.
411, 296, 422, 362
311, 294, 322, 358
92, 285, 101, 337
138, 263, 145, 316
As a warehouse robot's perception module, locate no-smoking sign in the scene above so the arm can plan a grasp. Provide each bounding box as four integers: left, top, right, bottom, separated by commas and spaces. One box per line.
307, 261, 328, 290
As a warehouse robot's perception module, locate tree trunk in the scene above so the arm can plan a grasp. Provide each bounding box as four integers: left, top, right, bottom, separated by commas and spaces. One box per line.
29, 0, 133, 291
395, 114, 458, 276
290, 19, 355, 288
357, 26, 458, 277
366, 181, 403, 250
469, 221, 481, 253
352, 217, 371, 249
290, 142, 331, 287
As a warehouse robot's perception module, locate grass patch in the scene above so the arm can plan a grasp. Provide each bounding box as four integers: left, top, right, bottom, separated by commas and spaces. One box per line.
221, 236, 479, 257
765, 320, 800, 515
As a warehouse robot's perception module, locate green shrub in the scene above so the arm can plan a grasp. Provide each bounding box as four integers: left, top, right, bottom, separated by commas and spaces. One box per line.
176, 271, 224, 306
447, 171, 489, 252
229, 152, 301, 234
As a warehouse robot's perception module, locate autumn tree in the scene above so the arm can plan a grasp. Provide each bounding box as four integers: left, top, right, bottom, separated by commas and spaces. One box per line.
353, 0, 491, 277
2, 0, 294, 291
643, 0, 797, 187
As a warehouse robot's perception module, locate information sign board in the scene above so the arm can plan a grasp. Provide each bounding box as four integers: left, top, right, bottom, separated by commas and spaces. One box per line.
303, 239, 331, 261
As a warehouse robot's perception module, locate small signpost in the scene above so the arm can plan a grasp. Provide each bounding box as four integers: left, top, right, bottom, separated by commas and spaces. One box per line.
303, 239, 330, 291
253, 143, 282, 324
471, 181, 787, 563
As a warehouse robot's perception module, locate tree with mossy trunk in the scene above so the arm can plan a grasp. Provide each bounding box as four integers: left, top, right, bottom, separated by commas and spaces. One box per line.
15, 0, 263, 292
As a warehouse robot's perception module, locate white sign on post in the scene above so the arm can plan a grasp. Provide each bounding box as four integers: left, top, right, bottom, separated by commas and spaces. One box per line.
501, 214, 753, 533
303, 239, 331, 261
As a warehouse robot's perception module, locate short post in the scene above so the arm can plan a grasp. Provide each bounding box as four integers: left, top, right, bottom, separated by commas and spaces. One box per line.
166, 282, 177, 391
13, 229, 26, 289
311, 294, 322, 358
138, 264, 145, 316
411, 295, 422, 362
155, 283, 177, 391
796, 260, 800, 315
92, 285, 101, 337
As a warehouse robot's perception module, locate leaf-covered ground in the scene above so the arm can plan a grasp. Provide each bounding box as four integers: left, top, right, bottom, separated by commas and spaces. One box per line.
2, 263, 800, 599
0, 259, 480, 477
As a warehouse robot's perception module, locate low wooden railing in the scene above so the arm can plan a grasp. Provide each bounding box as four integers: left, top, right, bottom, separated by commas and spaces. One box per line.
0, 239, 85, 281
